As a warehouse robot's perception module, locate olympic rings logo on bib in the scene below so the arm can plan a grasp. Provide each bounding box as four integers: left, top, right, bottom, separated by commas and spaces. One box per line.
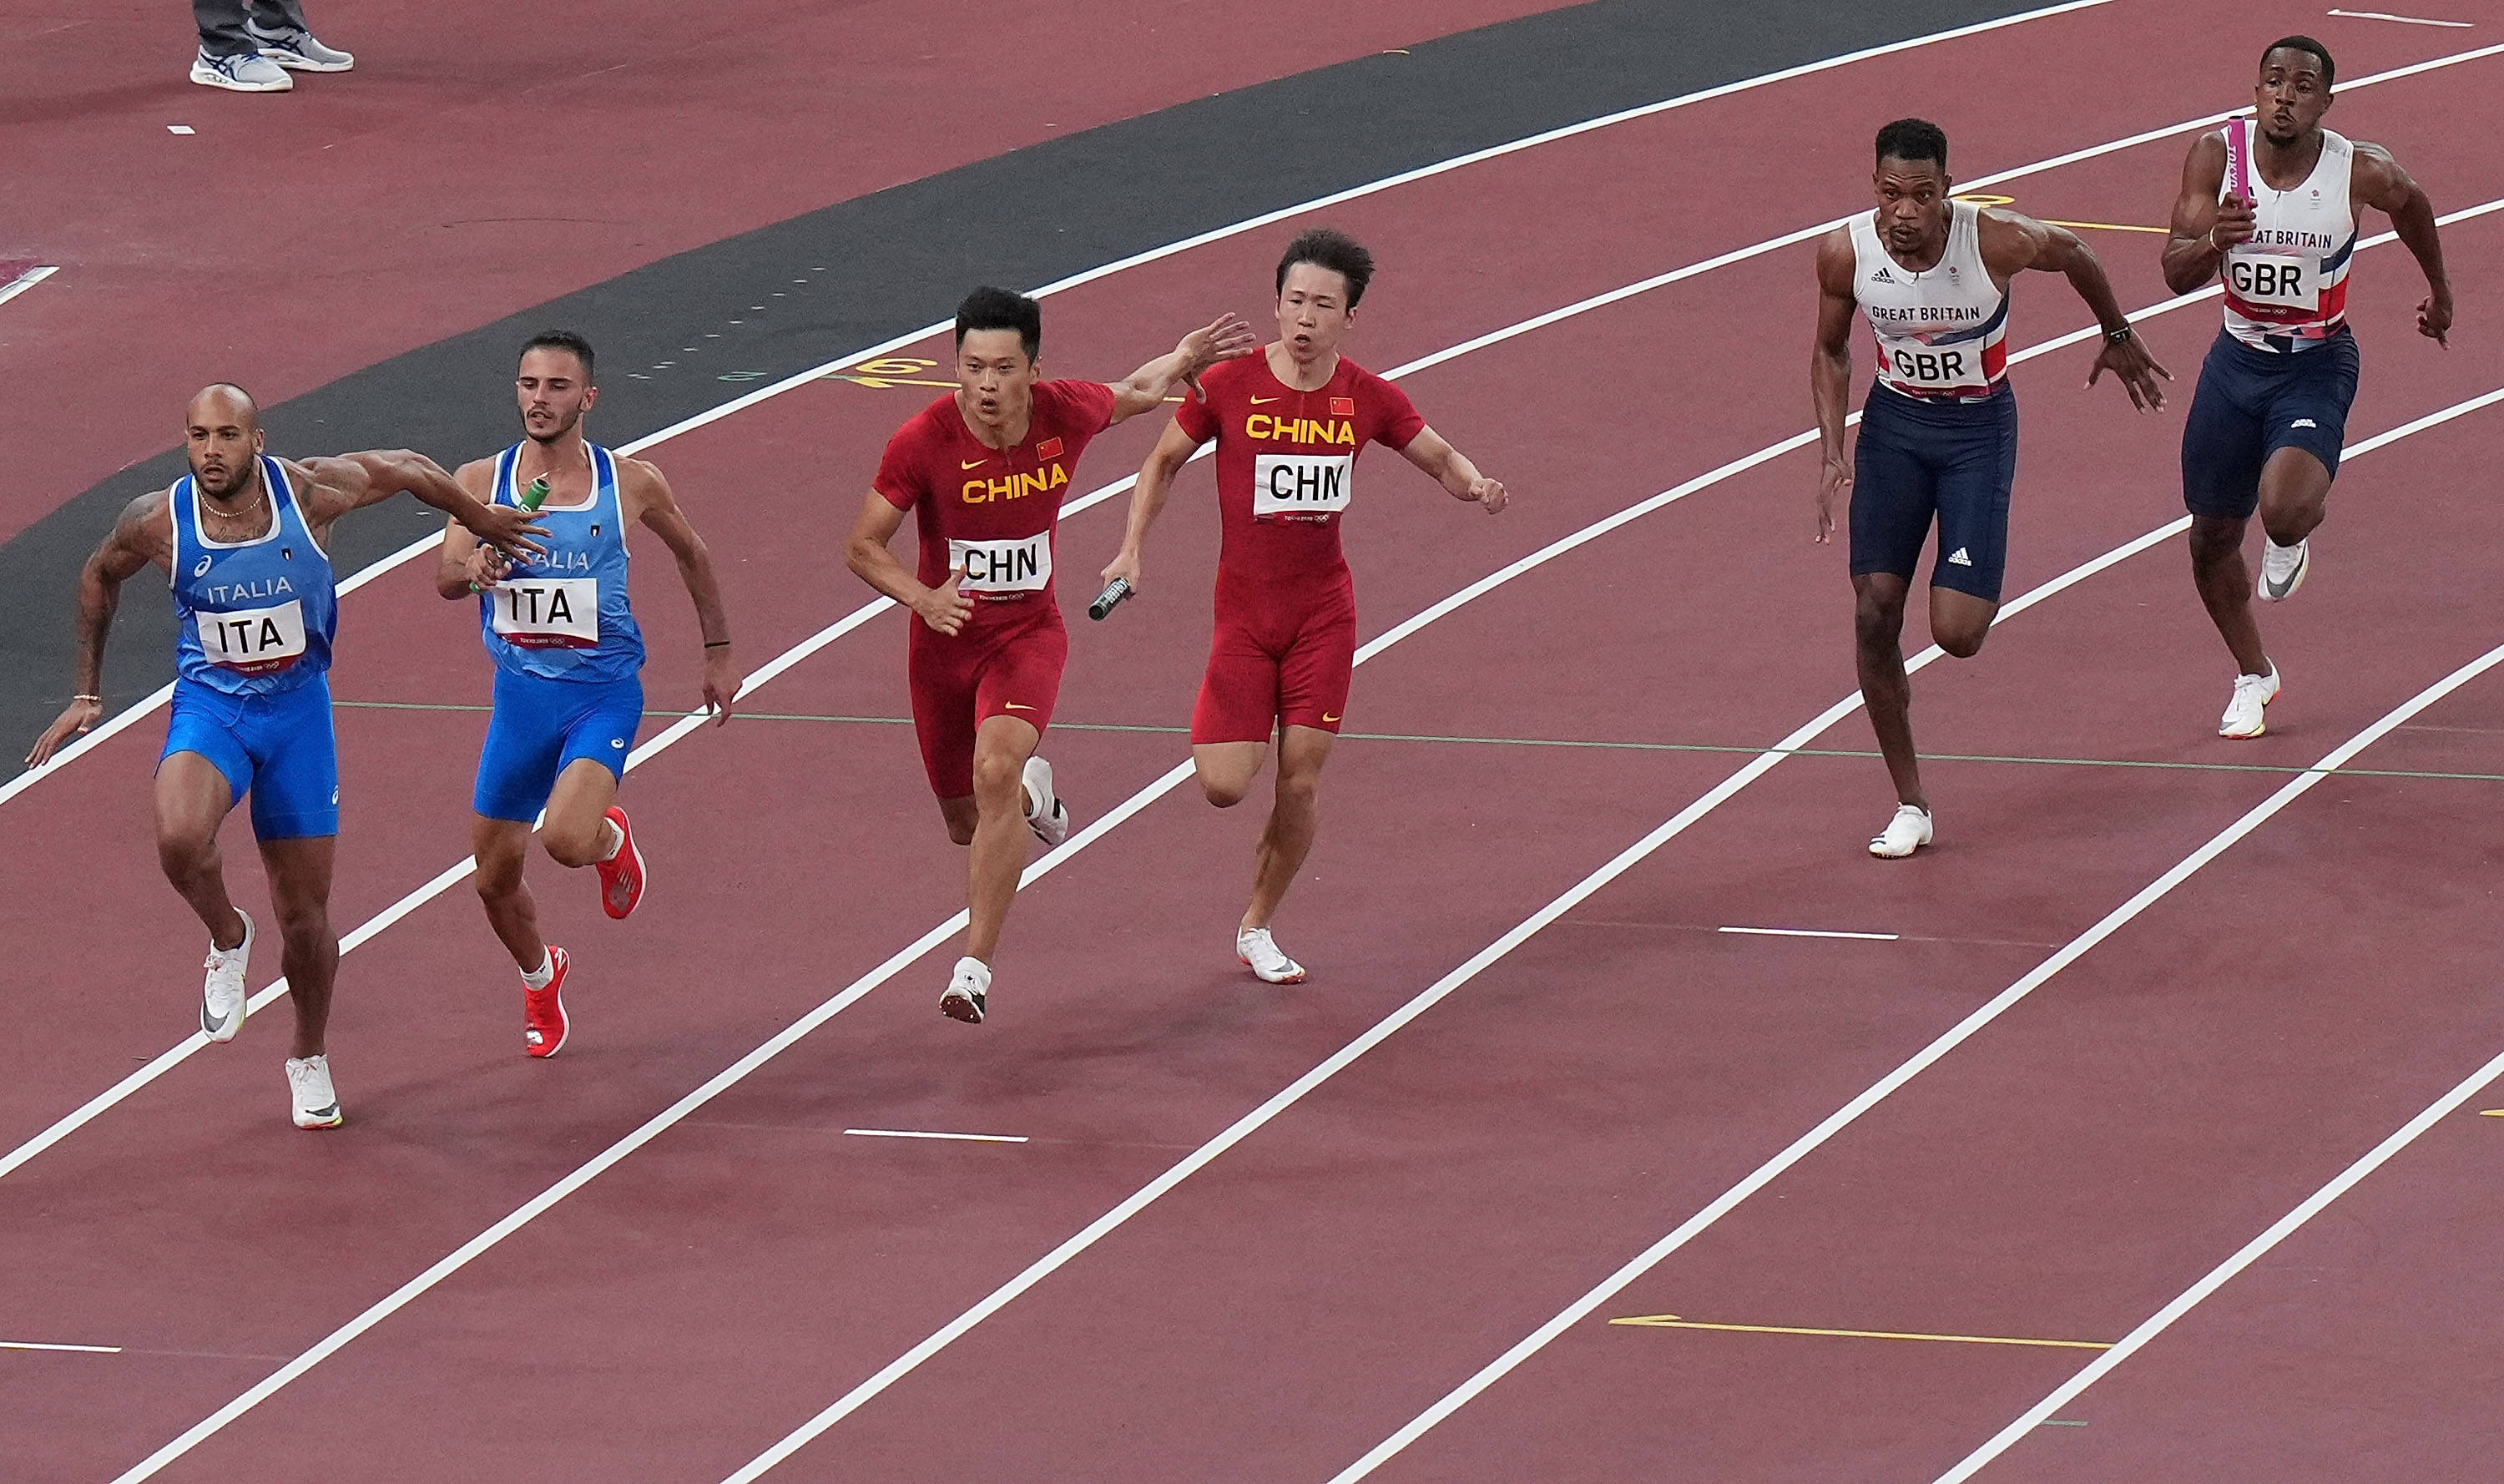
950, 533, 1052, 597
196, 598, 308, 674
490, 578, 602, 648
1253, 452, 1354, 522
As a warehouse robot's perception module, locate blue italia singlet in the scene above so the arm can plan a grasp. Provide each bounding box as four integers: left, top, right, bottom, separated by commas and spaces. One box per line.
477, 442, 644, 683
170, 455, 336, 696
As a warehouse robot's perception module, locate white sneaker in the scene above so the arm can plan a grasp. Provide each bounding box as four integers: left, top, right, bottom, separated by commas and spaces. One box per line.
940, 956, 990, 1025
247, 20, 355, 71
190, 48, 294, 91
2258, 538, 2310, 603
1021, 755, 1069, 847
2219, 664, 2281, 739
1236, 926, 1305, 984
1869, 804, 1933, 859
201, 909, 253, 1042
285, 1055, 343, 1129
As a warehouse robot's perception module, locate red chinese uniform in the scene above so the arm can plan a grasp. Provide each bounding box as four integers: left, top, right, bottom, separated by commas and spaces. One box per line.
1172, 353, 1424, 742
873, 379, 1117, 797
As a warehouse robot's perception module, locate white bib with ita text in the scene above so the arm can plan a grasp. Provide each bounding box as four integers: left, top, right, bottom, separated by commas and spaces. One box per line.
196, 599, 308, 673
951, 533, 1052, 596
1253, 452, 1355, 519
489, 578, 602, 647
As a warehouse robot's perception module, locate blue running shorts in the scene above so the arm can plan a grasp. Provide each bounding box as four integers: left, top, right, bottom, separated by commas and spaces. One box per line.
2181, 326, 2360, 521
472, 669, 644, 823
1850, 381, 2019, 603
159, 674, 340, 840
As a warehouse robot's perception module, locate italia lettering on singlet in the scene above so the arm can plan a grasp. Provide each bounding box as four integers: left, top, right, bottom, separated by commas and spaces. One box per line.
1252, 452, 1354, 519
948, 533, 1053, 596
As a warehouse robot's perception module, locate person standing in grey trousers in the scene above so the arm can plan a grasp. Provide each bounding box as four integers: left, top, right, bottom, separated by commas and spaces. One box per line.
192, 0, 354, 92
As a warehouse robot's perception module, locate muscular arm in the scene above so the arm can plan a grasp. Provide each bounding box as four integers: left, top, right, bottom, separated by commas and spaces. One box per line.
1106, 313, 1258, 423
298, 449, 543, 560
1986, 209, 2170, 410
1396, 425, 1506, 512
846, 491, 970, 636
2355, 141, 2453, 344
1810, 228, 1859, 541
1102, 419, 1205, 591
25, 492, 169, 765
2162, 133, 2238, 295
625, 459, 741, 721
432, 459, 500, 598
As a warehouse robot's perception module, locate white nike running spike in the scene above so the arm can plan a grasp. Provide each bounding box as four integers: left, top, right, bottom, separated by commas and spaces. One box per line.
941, 956, 990, 1025
285, 1054, 343, 1129
201, 909, 254, 1042
1869, 804, 1933, 859
1237, 926, 1306, 984
2220, 664, 2281, 739
2258, 537, 2310, 603
1021, 755, 1069, 847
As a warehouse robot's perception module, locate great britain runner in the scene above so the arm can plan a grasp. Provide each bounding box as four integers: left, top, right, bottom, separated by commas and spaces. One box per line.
848, 286, 1255, 1023
1813, 119, 2168, 858
2161, 35, 2451, 739
1103, 228, 1507, 982
24, 385, 543, 1128
439, 331, 740, 1058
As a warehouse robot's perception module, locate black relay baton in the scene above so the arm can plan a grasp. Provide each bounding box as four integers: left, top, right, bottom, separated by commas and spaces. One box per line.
1088, 578, 1133, 621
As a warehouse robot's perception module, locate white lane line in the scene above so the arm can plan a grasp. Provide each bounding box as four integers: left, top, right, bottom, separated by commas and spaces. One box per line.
2, 1339, 121, 1354
707, 361, 2504, 1482
0, 265, 58, 309
1936, 1048, 2504, 1481
1330, 635, 2504, 1484
843, 1129, 1029, 1144
0, 0, 2118, 815
2328, 8, 2472, 26
1718, 926, 1900, 941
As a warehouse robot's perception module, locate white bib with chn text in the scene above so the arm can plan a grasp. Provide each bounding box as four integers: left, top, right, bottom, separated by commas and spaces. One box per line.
950, 533, 1052, 596
196, 599, 308, 673
1253, 452, 1354, 518
490, 578, 602, 647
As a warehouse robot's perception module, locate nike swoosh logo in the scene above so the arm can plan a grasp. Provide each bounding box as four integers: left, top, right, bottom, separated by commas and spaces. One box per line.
203, 1005, 230, 1034
1321, 714, 1340, 723
961, 459, 988, 470
1249, 396, 1280, 405
1002, 702, 1035, 711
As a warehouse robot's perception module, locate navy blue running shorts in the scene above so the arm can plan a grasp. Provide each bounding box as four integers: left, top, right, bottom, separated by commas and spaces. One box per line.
2181, 326, 2360, 522
1849, 381, 2018, 603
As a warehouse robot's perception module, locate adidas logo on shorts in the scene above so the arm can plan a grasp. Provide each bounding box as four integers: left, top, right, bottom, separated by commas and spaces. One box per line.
1947, 548, 1974, 567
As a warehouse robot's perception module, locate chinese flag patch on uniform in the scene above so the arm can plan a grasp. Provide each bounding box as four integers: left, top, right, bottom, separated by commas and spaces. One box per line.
1330, 397, 1355, 417
1036, 437, 1064, 459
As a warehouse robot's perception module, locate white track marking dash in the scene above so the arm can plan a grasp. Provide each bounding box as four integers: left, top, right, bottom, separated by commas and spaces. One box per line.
843, 1129, 1028, 1144
1718, 926, 1901, 941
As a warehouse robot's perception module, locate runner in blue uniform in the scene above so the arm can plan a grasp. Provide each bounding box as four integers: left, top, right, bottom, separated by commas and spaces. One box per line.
437, 331, 740, 1057
25, 384, 543, 1128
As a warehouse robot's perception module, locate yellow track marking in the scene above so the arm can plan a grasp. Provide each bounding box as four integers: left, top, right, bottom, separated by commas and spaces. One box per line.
1610, 1314, 2113, 1350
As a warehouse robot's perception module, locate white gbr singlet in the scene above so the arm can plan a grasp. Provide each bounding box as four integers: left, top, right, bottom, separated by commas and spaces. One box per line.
2220, 118, 2356, 351
1850, 199, 2010, 400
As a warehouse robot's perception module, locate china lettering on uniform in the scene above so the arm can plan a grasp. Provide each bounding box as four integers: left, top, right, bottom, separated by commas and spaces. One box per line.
961, 466, 1068, 504
948, 533, 1052, 596
196, 599, 308, 672
490, 578, 602, 647
1252, 453, 1355, 518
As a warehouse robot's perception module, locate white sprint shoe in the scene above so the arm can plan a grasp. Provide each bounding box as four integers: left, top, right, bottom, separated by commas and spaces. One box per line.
2258, 538, 2310, 603
2219, 664, 2281, 739
940, 956, 990, 1025
201, 909, 253, 1042
190, 48, 294, 91
247, 20, 355, 70
1236, 926, 1306, 984
285, 1055, 343, 1129
1021, 755, 1069, 847
1869, 804, 1933, 859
